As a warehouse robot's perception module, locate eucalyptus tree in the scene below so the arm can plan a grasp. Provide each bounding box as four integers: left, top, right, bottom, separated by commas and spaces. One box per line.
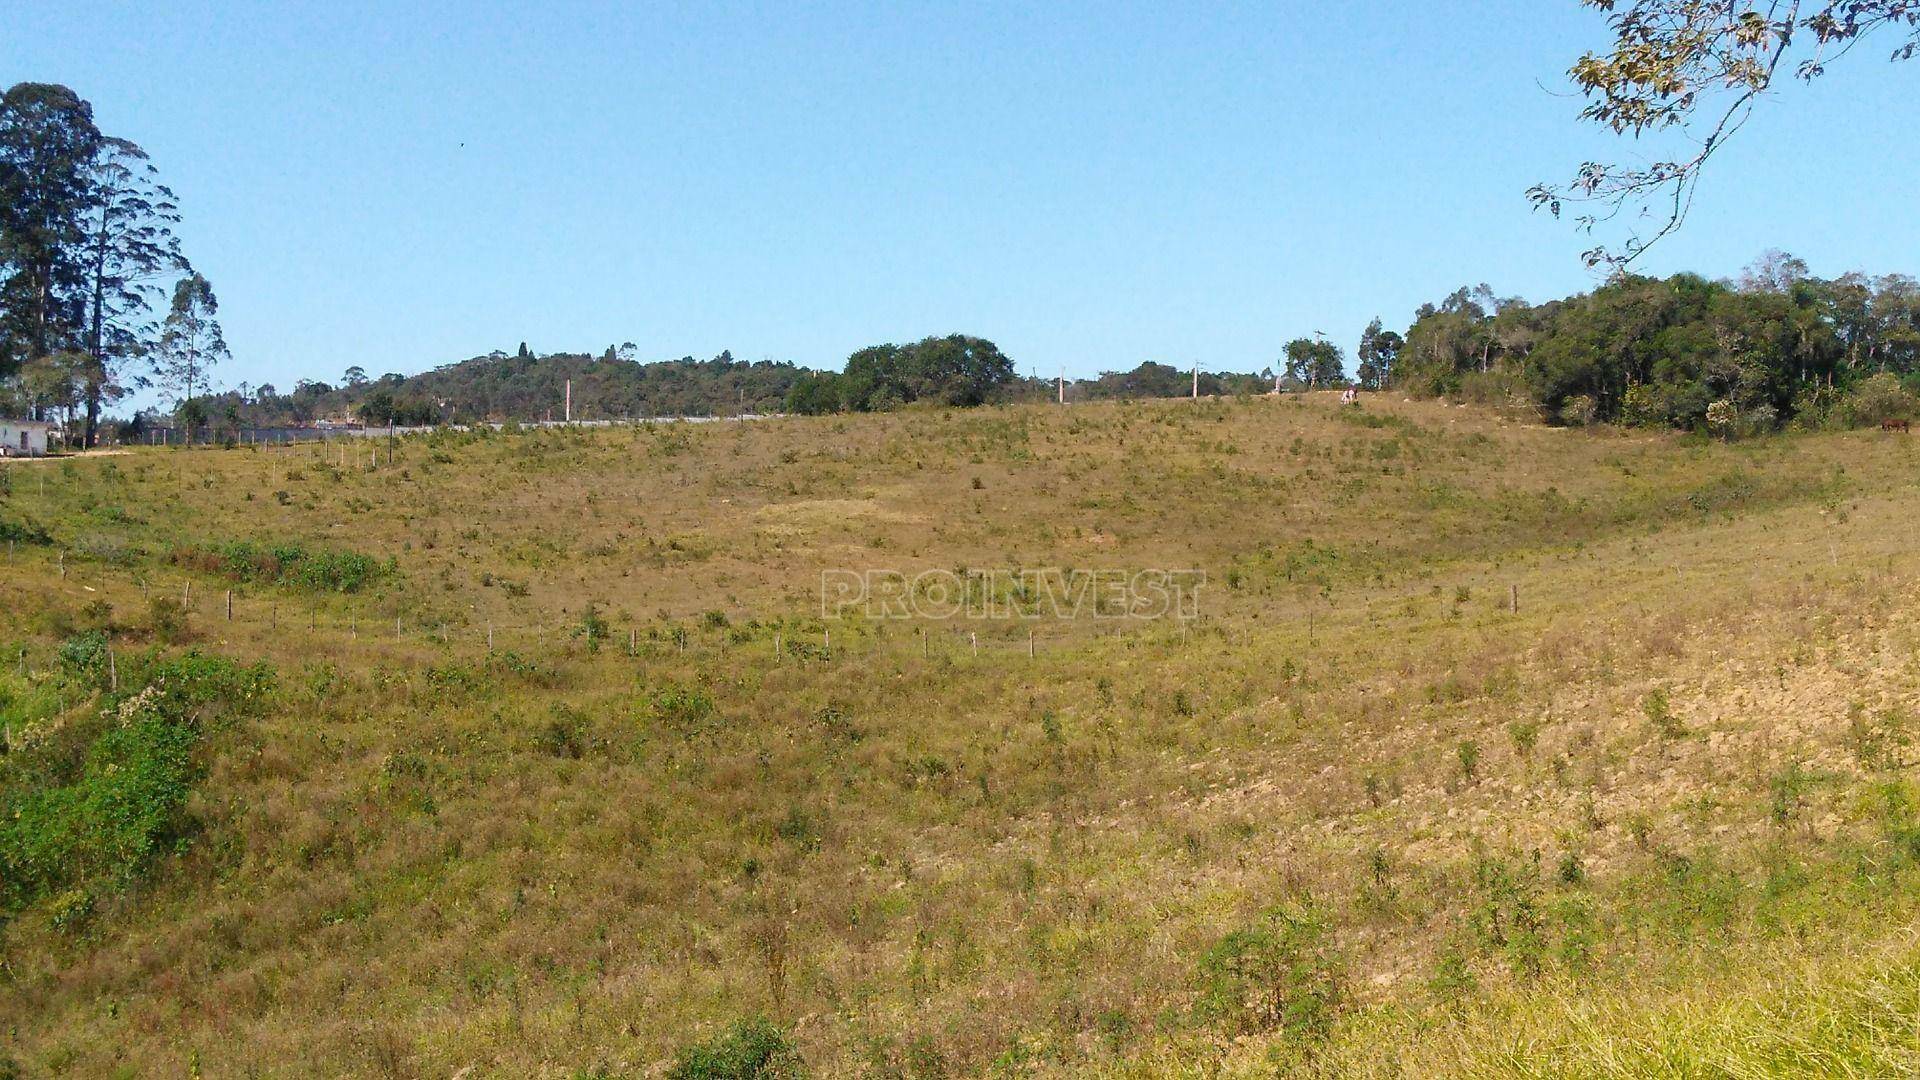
0, 83, 100, 376
79, 136, 185, 444
1356, 318, 1403, 390
155, 272, 227, 443
1534, 1, 1919, 268
0, 82, 191, 445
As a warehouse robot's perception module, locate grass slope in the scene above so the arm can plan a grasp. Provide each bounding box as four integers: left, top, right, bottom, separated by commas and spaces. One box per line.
2, 392, 1919, 1077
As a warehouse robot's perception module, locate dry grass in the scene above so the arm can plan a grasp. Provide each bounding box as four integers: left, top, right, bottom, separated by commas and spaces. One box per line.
3, 393, 1920, 1076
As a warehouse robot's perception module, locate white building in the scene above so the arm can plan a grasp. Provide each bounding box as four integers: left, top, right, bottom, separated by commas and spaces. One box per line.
0, 418, 53, 457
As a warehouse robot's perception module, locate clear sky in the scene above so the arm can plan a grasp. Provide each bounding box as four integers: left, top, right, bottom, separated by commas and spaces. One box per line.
7, 2, 1917, 397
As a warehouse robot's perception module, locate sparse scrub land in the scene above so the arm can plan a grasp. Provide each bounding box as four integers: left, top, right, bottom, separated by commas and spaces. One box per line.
4, 394, 1920, 1075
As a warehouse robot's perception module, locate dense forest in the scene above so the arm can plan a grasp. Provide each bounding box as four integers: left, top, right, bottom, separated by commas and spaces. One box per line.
1388, 253, 1920, 431
182, 345, 812, 429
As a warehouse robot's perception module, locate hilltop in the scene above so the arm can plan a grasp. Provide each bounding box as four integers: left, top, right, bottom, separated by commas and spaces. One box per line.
4, 393, 1920, 1076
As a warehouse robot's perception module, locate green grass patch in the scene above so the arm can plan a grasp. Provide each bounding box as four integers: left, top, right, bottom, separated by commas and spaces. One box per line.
168, 540, 394, 593
0, 652, 274, 916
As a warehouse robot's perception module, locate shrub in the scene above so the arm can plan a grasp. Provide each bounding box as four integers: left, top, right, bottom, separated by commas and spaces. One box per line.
1643, 686, 1687, 738
148, 596, 186, 643
1705, 399, 1737, 438
0, 653, 272, 913
1507, 719, 1541, 760
167, 540, 392, 593
1839, 372, 1918, 428
1769, 763, 1814, 830
1457, 739, 1482, 783
1619, 383, 1666, 428
538, 705, 594, 758
1559, 394, 1599, 427
572, 605, 610, 654
0, 515, 52, 545
1454, 369, 1529, 409
649, 684, 718, 735
57, 630, 110, 682
1194, 904, 1343, 1042
1470, 853, 1547, 978
667, 1016, 805, 1079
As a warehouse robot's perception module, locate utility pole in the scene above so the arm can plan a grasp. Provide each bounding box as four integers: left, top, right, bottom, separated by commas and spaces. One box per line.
565, 379, 572, 423
1191, 360, 1198, 401
1057, 366, 1065, 405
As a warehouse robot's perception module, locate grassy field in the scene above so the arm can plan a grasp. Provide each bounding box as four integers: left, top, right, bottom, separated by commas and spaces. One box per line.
5, 391, 1920, 1077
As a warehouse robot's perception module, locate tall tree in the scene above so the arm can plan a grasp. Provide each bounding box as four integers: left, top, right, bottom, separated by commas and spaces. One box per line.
154, 272, 227, 443
79, 136, 184, 445
1356, 318, 1403, 390
0, 83, 101, 379
1533, 2, 1919, 268
1282, 337, 1347, 388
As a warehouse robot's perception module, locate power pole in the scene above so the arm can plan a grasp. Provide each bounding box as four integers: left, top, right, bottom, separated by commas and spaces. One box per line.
1191, 360, 1198, 401
565, 379, 572, 423
1057, 366, 1065, 405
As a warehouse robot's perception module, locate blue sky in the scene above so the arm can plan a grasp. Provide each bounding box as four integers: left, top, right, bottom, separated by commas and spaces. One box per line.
7, 2, 1917, 397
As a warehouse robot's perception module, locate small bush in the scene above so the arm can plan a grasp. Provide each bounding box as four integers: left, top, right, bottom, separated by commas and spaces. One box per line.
1194, 904, 1343, 1042
1769, 763, 1814, 830
1457, 739, 1482, 783
1840, 372, 1918, 428
572, 605, 610, 653
538, 705, 594, 758
0, 515, 52, 545
148, 596, 186, 643
1507, 719, 1541, 760
649, 684, 718, 735
1643, 687, 1687, 738
667, 1016, 805, 1079
0, 653, 273, 913
1559, 395, 1599, 427
168, 540, 393, 593
1470, 852, 1547, 978
57, 630, 110, 682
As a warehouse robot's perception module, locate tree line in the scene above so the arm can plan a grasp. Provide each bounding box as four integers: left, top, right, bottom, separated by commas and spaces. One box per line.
1384, 252, 1920, 431
0, 82, 226, 445
170, 345, 813, 432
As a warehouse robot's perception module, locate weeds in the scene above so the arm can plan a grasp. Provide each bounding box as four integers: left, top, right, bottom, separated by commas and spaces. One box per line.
667, 1017, 805, 1079
168, 540, 393, 593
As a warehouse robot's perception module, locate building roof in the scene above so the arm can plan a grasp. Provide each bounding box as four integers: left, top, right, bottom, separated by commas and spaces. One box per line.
0, 418, 55, 428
